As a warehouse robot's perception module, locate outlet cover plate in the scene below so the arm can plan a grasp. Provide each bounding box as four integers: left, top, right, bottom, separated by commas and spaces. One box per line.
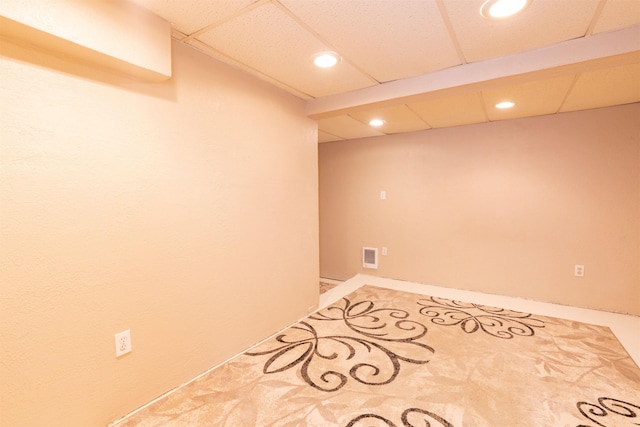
115, 329, 132, 357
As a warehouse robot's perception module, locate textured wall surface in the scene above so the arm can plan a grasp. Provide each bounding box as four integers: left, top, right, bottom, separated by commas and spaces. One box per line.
0, 36, 318, 425
319, 104, 639, 316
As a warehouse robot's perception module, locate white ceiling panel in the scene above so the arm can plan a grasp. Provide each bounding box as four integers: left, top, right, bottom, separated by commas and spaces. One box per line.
349, 104, 430, 134
196, 2, 376, 97
442, 0, 600, 63
408, 92, 487, 128
184, 37, 311, 98
560, 63, 640, 112
318, 115, 386, 140
593, 0, 640, 34
130, 0, 257, 34
482, 75, 576, 121
279, 0, 461, 83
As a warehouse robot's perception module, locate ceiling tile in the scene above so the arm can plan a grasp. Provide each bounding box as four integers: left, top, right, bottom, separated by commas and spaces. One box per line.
195, 2, 376, 97
560, 63, 640, 112
408, 92, 487, 128
131, 0, 639, 141
593, 0, 640, 34
482, 75, 576, 121
280, 0, 461, 83
184, 38, 312, 99
318, 130, 344, 143
130, 0, 256, 34
318, 115, 385, 140
442, 0, 600, 63
349, 105, 430, 134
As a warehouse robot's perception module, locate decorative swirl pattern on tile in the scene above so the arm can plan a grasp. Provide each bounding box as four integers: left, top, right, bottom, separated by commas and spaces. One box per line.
346, 407, 454, 427
417, 297, 544, 339
247, 297, 434, 392
310, 298, 430, 342
576, 397, 640, 427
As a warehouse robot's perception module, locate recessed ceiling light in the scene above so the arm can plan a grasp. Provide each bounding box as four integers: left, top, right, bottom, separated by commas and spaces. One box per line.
481, 0, 530, 19
369, 118, 385, 127
496, 101, 515, 109
313, 51, 341, 68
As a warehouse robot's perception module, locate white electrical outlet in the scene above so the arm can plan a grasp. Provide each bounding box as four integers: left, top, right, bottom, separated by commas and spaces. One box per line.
574, 265, 585, 277
115, 329, 132, 357
382, 247, 388, 256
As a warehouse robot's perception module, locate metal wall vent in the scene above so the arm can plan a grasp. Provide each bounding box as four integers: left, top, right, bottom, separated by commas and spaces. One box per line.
363, 247, 378, 269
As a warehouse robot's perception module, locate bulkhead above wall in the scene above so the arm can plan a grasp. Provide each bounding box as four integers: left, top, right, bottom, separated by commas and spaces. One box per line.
0, 0, 172, 82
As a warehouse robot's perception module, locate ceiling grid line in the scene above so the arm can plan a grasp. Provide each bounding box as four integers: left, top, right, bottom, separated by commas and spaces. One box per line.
585, 0, 609, 37
405, 104, 434, 129
435, 0, 468, 65
555, 74, 582, 114
477, 91, 492, 123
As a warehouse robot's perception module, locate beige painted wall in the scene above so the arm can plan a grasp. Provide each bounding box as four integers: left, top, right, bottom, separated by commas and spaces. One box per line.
320, 104, 639, 315
0, 37, 318, 426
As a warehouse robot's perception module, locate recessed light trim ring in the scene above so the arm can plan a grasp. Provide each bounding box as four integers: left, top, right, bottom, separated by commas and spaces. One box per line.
313, 51, 341, 68
496, 101, 515, 109
481, 0, 531, 19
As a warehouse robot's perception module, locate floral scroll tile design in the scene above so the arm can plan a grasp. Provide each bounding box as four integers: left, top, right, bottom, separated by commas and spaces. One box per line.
416, 297, 544, 339
246, 297, 434, 392
346, 407, 454, 427
576, 397, 640, 427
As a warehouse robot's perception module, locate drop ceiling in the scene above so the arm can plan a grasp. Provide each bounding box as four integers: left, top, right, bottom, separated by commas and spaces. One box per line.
130, 0, 640, 142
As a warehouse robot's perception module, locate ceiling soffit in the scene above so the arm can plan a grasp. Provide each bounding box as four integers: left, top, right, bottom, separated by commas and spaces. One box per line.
307, 26, 640, 118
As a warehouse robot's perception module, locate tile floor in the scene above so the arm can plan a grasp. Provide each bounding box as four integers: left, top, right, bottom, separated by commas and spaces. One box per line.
321, 274, 640, 366
111, 274, 639, 425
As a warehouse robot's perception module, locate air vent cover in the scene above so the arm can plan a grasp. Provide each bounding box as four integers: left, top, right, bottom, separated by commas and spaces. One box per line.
363, 247, 378, 269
